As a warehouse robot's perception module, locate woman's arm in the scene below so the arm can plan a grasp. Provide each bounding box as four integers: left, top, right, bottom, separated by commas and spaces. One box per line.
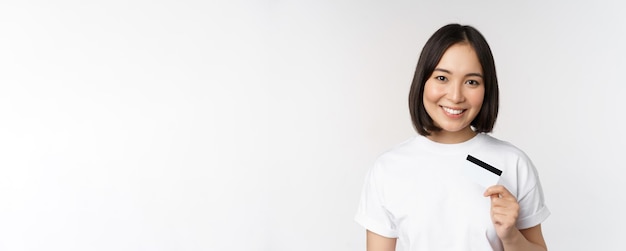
500, 224, 547, 251
366, 230, 396, 251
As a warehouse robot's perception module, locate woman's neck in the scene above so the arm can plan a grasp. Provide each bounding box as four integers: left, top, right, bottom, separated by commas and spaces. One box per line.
426, 128, 477, 144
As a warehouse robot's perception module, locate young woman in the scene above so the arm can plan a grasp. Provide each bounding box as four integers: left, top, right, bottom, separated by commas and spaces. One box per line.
355, 24, 550, 251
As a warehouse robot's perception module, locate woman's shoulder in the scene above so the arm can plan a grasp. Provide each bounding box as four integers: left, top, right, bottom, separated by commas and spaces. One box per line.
475, 134, 538, 176
373, 136, 422, 165
479, 134, 529, 157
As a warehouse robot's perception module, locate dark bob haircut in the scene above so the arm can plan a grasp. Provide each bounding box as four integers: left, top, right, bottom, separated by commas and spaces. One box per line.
408, 24, 499, 136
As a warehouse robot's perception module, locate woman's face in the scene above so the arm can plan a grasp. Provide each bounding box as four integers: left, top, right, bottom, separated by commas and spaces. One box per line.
423, 43, 485, 143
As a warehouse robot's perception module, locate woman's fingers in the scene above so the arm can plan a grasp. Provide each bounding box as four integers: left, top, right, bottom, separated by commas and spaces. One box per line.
483, 185, 516, 201
484, 185, 520, 240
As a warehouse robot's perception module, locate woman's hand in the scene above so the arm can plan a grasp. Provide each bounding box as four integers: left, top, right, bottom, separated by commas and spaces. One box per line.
484, 185, 520, 242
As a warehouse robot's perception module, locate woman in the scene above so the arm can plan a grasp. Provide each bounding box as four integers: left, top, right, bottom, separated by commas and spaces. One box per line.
355, 24, 550, 251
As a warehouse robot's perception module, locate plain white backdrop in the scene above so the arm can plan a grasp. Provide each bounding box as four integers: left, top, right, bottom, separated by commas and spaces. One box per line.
1, 0, 625, 250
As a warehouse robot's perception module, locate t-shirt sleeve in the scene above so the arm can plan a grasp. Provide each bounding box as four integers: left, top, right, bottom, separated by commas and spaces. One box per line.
515, 155, 551, 230
354, 164, 398, 238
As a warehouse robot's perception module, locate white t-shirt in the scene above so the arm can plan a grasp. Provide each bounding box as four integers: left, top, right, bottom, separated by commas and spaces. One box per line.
354, 134, 550, 251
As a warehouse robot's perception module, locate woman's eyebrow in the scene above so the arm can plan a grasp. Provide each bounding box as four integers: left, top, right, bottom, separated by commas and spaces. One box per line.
434, 68, 483, 78
434, 68, 451, 74
466, 72, 484, 78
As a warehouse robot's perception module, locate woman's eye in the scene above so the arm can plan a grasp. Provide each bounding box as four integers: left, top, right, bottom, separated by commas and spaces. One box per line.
435, 76, 447, 81
466, 80, 479, 85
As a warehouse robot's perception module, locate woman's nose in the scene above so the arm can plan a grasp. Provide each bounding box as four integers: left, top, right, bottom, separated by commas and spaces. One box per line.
447, 83, 465, 103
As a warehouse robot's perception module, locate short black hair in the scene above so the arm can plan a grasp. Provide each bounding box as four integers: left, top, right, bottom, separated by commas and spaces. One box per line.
408, 24, 499, 136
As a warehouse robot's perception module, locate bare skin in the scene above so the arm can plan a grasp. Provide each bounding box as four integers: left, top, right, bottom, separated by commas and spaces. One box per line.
366, 231, 395, 251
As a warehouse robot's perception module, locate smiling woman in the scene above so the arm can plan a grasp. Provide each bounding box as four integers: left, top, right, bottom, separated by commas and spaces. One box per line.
409, 24, 499, 142
354, 24, 550, 251
422, 43, 485, 144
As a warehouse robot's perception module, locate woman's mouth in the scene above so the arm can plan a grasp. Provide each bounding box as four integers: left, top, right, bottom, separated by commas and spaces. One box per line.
442, 106, 464, 115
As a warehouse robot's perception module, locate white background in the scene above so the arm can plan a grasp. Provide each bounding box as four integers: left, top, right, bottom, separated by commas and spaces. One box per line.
1, 0, 625, 250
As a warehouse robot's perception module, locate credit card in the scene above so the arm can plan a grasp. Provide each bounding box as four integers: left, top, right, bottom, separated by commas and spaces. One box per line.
463, 155, 501, 188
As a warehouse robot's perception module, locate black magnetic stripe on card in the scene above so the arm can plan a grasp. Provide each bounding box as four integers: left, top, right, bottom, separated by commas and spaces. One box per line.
466, 155, 502, 176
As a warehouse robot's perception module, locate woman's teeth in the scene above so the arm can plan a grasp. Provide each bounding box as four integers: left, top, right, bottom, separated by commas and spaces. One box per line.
443, 107, 463, 115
